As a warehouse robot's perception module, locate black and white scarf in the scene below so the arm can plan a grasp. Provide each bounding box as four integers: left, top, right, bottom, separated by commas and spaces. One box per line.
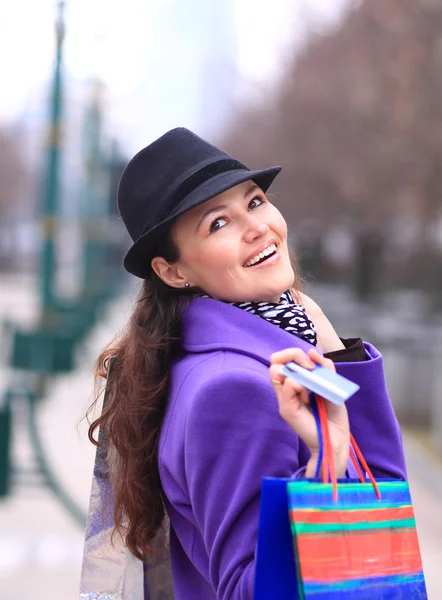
201, 290, 317, 346
230, 290, 317, 346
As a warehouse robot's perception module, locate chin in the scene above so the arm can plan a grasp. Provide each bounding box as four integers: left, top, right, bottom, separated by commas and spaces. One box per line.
256, 282, 292, 303
264, 270, 295, 298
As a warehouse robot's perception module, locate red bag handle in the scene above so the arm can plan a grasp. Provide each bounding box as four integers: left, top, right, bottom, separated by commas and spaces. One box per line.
315, 395, 381, 501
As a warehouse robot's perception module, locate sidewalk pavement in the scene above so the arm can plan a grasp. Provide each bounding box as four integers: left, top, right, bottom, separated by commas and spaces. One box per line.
402, 435, 442, 599
0, 281, 441, 599
0, 283, 136, 600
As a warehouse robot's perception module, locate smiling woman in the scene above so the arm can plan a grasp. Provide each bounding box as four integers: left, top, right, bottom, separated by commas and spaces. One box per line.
85, 128, 407, 600
152, 180, 294, 303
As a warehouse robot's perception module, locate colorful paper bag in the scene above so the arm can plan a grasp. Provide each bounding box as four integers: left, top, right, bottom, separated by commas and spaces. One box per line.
288, 479, 426, 599
254, 395, 427, 599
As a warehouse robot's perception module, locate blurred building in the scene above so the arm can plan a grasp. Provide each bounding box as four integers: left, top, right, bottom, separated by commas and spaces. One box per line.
135, 0, 238, 145
184, 0, 239, 137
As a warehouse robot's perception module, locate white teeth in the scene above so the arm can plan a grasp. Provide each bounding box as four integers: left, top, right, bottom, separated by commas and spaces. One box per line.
244, 243, 277, 267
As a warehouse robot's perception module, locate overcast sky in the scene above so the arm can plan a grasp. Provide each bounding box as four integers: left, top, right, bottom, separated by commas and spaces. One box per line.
1, 0, 349, 151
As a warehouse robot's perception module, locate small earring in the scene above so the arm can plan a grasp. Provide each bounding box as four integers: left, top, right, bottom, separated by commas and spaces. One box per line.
184, 282, 190, 288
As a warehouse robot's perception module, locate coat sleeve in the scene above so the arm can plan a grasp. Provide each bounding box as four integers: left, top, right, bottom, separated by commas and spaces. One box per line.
184, 362, 300, 600
336, 342, 407, 480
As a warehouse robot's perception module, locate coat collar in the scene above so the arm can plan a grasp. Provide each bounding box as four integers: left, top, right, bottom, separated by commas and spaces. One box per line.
180, 297, 314, 366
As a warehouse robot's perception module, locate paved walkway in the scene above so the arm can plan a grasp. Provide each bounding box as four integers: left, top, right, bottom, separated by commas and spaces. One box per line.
0, 279, 136, 600
0, 278, 441, 599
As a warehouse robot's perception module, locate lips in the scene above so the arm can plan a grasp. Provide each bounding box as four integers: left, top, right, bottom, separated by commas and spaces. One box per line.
243, 242, 278, 268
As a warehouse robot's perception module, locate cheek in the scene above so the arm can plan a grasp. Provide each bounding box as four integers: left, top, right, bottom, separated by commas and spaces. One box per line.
202, 238, 241, 271
270, 207, 288, 238
183, 237, 240, 279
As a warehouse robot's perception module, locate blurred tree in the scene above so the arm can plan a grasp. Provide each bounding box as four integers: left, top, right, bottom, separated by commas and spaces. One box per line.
223, 0, 442, 304
0, 127, 31, 270
0, 128, 28, 219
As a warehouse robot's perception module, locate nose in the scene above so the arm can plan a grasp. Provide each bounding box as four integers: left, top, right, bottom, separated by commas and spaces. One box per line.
243, 219, 270, 244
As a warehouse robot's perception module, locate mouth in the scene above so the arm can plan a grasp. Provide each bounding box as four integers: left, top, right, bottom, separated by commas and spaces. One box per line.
243, 242, 278, 268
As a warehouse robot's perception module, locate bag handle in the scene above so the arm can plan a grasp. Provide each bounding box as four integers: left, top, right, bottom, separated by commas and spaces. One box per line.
310, 393, 381, 501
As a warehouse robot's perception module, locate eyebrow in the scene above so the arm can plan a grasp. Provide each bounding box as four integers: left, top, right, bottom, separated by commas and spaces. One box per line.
197, 184, 260, 232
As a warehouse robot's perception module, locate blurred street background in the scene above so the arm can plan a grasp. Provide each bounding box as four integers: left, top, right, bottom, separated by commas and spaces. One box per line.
1, 0, 442, 598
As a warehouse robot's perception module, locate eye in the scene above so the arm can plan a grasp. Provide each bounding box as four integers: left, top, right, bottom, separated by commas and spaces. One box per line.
248, 196, 264, 210
209, 216, 228, 233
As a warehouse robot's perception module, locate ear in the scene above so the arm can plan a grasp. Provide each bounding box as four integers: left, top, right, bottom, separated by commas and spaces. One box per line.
151, 256, 188, 289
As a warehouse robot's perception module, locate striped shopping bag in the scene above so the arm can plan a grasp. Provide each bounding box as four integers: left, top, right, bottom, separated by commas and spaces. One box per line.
254, 395, 427, 599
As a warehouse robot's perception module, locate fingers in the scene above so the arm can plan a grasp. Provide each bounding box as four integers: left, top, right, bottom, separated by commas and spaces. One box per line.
280, 376, 310, 409
307, 349, 336, 373
270, 347, 315, 369
270, 364, 311, 425
269, 364, 308, 403
270, 346, 336, 373
279, 377, 309, 418
275, 375, 319, 451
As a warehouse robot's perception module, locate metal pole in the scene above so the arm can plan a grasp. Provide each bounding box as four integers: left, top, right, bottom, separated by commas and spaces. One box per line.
0, 392, 12, 497
41, 1, 65, 313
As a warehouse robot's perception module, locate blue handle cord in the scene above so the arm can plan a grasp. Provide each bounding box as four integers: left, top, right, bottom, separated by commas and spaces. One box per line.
309, 392, 324, 480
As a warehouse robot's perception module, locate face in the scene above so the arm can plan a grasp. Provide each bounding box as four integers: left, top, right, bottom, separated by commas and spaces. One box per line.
153, 180, 295, 303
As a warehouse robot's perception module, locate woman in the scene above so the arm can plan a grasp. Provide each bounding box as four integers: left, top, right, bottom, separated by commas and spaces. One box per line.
89, 127, 406, 600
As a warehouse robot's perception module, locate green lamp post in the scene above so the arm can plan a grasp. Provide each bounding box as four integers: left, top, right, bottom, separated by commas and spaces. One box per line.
41, 0, 65, 315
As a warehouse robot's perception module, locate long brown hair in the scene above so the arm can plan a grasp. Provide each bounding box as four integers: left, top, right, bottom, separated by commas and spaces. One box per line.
87, 233, 190, 561
88, 234, 302, 562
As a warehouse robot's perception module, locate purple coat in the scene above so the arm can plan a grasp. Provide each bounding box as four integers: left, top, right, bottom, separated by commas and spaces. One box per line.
158, 297, 406, 600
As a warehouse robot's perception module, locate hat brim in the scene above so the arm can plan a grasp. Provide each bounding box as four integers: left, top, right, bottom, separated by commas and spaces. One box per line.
123, 165, 282, 279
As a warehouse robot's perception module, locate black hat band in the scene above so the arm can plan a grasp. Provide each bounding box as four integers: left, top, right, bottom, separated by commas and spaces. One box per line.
140, 157, 246, 236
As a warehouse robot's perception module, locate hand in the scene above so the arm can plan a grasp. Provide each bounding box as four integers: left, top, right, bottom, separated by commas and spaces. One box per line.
297, 292, 345, 354
270, 347, 350, 478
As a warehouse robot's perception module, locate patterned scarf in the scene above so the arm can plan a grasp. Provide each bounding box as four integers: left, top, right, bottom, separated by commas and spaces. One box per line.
201, 290, 317, 346
230, 290, 317, 346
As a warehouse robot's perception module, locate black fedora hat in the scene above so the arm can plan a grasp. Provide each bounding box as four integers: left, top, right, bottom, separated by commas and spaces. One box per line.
117, 127, 281, 279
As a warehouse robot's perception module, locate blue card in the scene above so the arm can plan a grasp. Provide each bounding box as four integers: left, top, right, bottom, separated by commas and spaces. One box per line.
279, 362, 360, 405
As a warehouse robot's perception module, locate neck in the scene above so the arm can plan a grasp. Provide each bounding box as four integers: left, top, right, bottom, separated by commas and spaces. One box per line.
199, 290, 291, 304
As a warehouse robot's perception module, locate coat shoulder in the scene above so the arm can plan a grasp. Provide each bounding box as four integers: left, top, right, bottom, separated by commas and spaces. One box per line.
160, 350, 274, 464
170, 349, 268, 402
